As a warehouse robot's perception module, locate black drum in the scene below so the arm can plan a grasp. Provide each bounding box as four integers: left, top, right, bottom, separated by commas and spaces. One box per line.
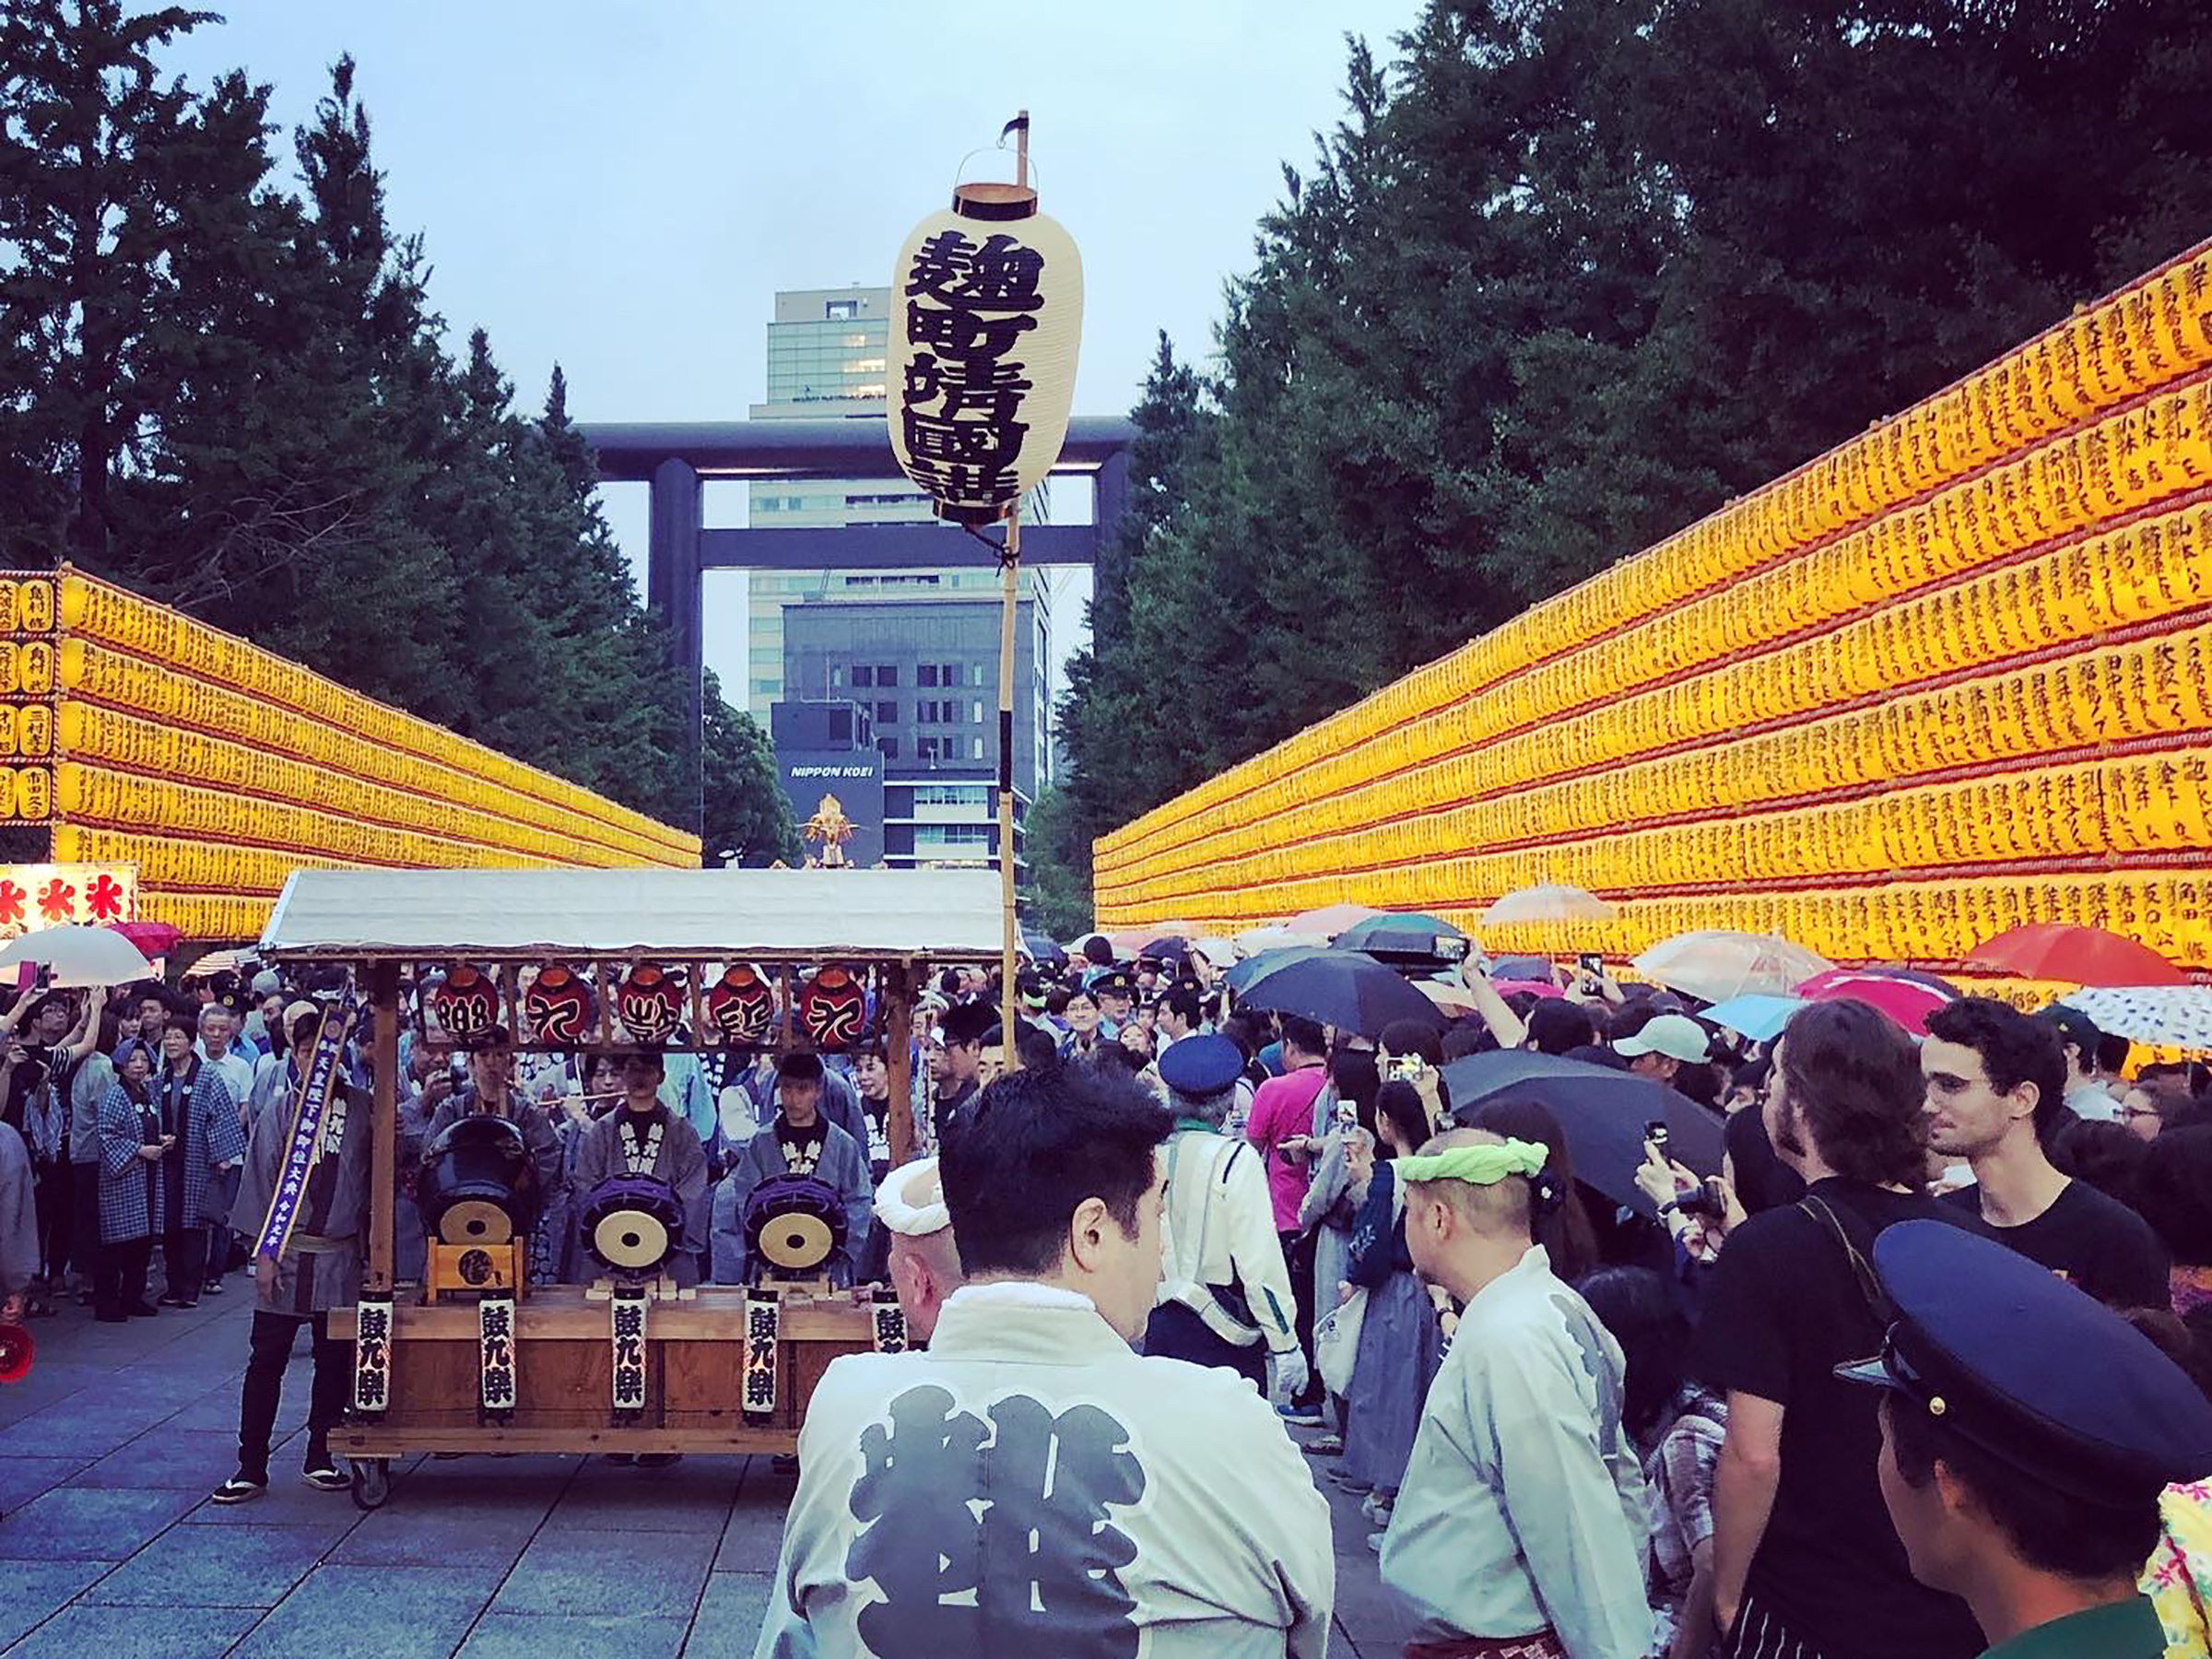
741, 1174, 847, 1279
417, 1116, 544, 1247
581, 1173, 685, 1276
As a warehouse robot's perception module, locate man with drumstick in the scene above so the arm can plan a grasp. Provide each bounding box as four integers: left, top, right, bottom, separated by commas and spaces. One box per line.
571, 1050, 710, 1288
710, 1052, 872, 1288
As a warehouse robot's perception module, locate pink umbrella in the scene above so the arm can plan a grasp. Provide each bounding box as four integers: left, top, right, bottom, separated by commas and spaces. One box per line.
1798, 969, 1953, 1035
1287, 902, 1383, 938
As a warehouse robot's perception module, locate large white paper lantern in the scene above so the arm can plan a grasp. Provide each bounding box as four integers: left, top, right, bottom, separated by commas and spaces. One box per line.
890, 181, 1083, 526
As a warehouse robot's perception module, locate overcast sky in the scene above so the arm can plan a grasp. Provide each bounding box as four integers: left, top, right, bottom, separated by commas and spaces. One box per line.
160, 2, 1427, 698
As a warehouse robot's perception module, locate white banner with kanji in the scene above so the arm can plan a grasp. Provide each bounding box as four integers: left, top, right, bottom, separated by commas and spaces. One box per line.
0, 863, 137, 939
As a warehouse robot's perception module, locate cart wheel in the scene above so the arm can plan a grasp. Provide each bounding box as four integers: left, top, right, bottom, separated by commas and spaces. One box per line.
349, 1458, 392, 1512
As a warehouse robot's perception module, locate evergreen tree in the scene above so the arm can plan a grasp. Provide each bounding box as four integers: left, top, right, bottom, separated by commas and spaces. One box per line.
700, 669, 799, 866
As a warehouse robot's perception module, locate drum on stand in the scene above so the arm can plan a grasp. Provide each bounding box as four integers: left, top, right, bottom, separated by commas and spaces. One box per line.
741, 1174, 847, 1280
418, 1117, 544, 1247
581, 1173, 686, 1276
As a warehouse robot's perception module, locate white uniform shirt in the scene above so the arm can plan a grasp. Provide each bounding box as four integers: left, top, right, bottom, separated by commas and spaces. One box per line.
1155, 1126, 1300, 1351
1382, 1244, 1653, 1659
757, 1282, 1335, 1659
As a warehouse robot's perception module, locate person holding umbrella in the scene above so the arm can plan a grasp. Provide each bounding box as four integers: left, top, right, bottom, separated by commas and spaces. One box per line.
1245, 1015, 1332, 1425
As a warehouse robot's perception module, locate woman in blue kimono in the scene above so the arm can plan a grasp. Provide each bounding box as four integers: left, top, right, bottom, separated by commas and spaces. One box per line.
150, 1021, 246, 1307
95, 1047, 166, 1321
1338, 1079, 1445, 1531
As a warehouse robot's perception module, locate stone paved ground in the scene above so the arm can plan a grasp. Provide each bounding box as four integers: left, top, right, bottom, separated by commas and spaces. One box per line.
0, 1292, 1414, 1656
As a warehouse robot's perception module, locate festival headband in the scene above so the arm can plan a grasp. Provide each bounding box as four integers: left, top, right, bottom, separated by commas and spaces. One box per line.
1398, 1137, 1565, 1215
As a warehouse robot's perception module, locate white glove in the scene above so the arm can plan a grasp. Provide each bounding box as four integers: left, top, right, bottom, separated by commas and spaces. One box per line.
1268, 1346, 1311, 1406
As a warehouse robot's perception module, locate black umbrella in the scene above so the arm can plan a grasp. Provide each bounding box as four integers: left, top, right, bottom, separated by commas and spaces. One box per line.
1236, 948, 1444, 1040
1223, 944, 1327, 993
1022, 930, 1067, 970
1490, 955, 1554, 982
1333, 912, 1470, 962
1138, 935, 1191, 967
1441, 1049, 1722, 1217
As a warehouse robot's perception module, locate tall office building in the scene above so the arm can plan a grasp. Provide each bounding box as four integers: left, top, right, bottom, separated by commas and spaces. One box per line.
744, 286, 1045, 722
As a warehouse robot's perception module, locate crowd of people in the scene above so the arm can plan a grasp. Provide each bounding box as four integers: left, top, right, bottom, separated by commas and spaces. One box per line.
5, 940, 2212, 1659
762, 943, 2212, 1659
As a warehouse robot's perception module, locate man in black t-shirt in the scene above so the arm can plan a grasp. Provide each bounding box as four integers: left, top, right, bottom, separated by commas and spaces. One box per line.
1688, 998, 1984, 1659
1921, 997, 2169, 1310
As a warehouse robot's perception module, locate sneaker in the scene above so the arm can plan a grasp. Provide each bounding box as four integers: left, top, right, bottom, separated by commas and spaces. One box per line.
301, 1464, 349, 1493
1327, 1468, 1372, 1494
211, 1473, 267, 1505
1360, 1490, 1394, 1524
158, 1292, 189, 1308
1366, 1530, 1386, 1553
635, 1453, 683, 1469
1274, 1403, 1325, 1428
1301, 1433, 1344, 1456
204, 1280, 225, 1295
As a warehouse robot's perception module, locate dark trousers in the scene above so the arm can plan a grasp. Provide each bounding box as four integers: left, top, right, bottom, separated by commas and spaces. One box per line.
31, 1158, 70, 1284
71, 1161, 100, 1287
239, 1309, 349, 1479
160, 1228, 208, 1304
1279, 1226, 1322, 1405
1144, 1300, 1267, 1387
94, 1237, 153, 1315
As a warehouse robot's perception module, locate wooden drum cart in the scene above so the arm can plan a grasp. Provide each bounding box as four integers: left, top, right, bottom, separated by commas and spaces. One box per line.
254, 866, 998, 1509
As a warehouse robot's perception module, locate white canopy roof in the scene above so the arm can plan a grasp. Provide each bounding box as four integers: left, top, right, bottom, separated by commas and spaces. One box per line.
258, 867, 1004, 960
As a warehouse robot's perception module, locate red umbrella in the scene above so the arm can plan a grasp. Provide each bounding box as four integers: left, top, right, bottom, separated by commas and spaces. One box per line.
106, 921, 181, 959
1799, 970, 1953, 1035
1963, 924, 2185, 988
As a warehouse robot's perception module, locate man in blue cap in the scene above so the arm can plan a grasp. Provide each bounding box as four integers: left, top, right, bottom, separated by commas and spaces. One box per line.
1147, 1031, 1305, 1397
1839, 1219, 2212, 1658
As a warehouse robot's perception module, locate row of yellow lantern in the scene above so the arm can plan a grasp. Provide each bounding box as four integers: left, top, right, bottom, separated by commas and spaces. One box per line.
1101, 867, 2212, 976
53, 705, 637, 869
53, 572, 698, 860
1099, 607, 2212, 897
1104, 395, 2212, 872
54, 641, 691, 868
1104, 253, 2212, 858
49, 763, 585, 874
131, 889, 288, 943
1101, 755, 2203, 923
51, 824, 382, 893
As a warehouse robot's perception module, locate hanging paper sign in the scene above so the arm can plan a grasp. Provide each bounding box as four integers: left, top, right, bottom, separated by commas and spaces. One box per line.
703, 964, 776, 1045
889, 175, 1083, 525
870, 1286, 908, 1355
798, 964, 867, 1047
0, 862, 135, 939
617, 964, 685, 1044
353, 1296, 394, 1415
742, 1288, 782, 1422
611, 1288, 648, 1417
433, 965, 500, 1041
478, 1295, 517, 1418
253, 996, 359, 1266
522, 964, 594, 1045
0, 577, 55, 635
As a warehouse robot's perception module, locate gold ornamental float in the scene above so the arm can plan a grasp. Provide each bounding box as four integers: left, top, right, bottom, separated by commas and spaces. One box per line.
1094, 241, 2212, 1002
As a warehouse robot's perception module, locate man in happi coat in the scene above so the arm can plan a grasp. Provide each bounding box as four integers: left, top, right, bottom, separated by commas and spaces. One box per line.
151, 1019, 245, 1308
425, 1026, 564, 1281
711, 1052, 872, 1288
570, 1049, 710, 1288
213, 1006, 371, 1504
754, 1064, 1335, 1659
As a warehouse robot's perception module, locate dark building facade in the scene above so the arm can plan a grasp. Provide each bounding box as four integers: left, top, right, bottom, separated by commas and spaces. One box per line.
776, 594, 1044, 873
769, 700, 886, 867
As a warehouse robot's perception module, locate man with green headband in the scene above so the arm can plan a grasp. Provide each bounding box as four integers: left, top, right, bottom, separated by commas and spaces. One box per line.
1382, 1127, 1652, 1659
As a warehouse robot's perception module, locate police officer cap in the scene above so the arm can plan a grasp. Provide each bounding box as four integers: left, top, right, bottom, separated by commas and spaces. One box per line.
1088, 968, 1134, 999
1836, 1220, 2212, 1506
1157, 1033, 1243, 1100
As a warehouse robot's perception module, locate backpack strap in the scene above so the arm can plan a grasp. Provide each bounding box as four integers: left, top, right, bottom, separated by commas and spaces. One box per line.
1796, 1193, 1895, 1325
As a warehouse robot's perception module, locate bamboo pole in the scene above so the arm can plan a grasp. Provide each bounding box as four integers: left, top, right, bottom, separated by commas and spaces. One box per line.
996, 109, 1030, 1073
